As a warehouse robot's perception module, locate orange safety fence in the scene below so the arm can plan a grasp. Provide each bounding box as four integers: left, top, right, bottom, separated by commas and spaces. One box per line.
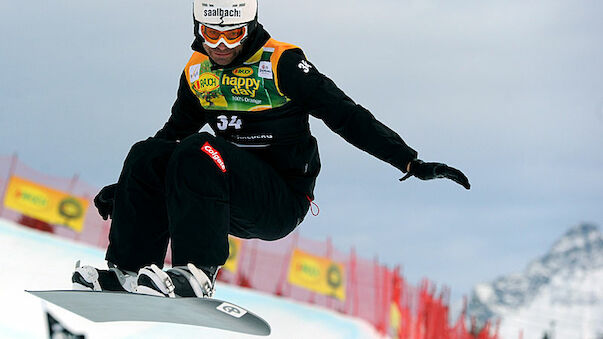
0, 154, 498, 338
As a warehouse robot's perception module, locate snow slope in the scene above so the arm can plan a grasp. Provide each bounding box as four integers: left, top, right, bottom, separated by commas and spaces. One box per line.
0, 218, 384, 339
469, 224, 603, 339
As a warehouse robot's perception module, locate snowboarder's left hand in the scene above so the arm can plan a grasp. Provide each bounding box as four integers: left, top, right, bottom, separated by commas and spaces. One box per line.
399, 159, 470, 190
94, 183, 117, 220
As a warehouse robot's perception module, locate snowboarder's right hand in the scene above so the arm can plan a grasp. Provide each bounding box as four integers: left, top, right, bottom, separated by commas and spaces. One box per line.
399, 159, 471, 190
94, 184, 117, 220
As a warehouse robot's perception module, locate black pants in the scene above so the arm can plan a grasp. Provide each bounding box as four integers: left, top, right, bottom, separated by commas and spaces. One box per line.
105, 133, 310, 272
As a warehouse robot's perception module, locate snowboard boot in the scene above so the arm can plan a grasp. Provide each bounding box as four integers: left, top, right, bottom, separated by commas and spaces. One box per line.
135, 264, 219, 298
72, 261, 137, 292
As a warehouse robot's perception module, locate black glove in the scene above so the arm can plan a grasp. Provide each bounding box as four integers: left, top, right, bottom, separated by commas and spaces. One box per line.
94, 183, 117, 220
399, 159, 470, 190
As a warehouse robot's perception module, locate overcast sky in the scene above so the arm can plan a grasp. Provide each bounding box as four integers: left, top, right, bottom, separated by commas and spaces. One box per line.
1, 0, 602, 305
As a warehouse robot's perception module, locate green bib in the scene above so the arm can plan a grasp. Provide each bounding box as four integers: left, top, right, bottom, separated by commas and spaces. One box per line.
188, 47, 290, 112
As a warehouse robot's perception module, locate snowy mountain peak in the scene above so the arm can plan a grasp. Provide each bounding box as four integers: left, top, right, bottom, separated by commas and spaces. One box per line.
549, 223, 602, 256
471, 224, 602, 310
468, 223, 603, 339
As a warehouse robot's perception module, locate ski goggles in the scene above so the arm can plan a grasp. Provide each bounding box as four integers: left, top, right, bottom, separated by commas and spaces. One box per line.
199, 23, 248, 48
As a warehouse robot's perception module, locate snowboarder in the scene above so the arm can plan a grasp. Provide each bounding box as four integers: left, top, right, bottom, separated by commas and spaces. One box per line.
73, 0, 470, 298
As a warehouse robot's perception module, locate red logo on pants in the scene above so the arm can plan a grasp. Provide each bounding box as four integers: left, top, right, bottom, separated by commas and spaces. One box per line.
201, 142, 227, 173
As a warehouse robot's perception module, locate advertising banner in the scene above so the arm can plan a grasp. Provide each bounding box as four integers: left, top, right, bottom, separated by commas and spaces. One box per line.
3, 176, 89, 232
389, 302, 402, 339
223, 236, 242, 273
287, 249, 346, 300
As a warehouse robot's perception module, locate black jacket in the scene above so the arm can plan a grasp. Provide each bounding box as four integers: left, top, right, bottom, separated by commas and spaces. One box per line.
155, 25, 418, 198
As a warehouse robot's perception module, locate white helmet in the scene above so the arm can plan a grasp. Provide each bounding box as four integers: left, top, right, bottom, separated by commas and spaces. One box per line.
193, 0, 259, 48
193, 0, 258, 26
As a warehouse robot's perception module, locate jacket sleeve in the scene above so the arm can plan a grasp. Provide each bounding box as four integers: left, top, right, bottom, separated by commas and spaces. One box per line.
154, 71, 207, 141
276, 49, 418, 173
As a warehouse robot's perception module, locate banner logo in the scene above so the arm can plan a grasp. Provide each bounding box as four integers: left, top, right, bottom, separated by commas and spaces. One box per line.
13, 185, 50, 210
201, 142, 227, 172
3, 176, 89, 232
58, 198, 84, 220
326, 264, 343, 289
223, 236, 241, 273
287, 249, 346, 300
296, 258, 321, 283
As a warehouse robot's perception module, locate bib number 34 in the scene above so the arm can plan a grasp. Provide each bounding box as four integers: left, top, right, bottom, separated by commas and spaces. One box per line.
217, 115, 242, 131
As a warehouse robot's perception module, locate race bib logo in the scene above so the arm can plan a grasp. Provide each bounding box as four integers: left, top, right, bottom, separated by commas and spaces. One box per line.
193, 72, 220, 92
201, 142, 227, 172
189, 64, 201, 82
258, 61, 273, 79
232, 67, 253, 77
216, 302, 247, 318
222, 75, 260, 97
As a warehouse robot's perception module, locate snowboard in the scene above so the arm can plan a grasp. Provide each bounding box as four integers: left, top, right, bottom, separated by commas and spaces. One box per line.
27, 290, 271, 336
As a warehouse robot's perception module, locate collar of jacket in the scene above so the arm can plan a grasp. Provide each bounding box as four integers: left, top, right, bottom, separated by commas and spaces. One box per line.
191, 23, 271, 70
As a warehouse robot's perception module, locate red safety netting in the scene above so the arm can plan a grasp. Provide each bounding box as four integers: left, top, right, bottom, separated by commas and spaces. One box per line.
0, 154, 499, 338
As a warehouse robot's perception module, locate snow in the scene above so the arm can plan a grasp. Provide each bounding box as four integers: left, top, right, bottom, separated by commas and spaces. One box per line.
469, 224, 603, 339
550, 225, 601, 255
474, 284, 494, 302
497, 266, 603, 339
0, 218, 385, 339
